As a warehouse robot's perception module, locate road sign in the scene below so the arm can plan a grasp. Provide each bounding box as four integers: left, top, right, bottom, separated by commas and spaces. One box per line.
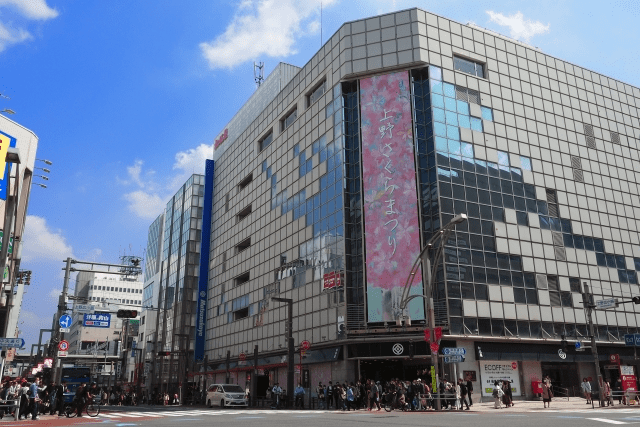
75, 304, 95, 313
58, 340, 69, 351
0, 337, 24, 348
635, 334, 640, 347
430, 342, 439, 353
596, 298, 618, 310
443, 355, 464, 363
239, 352, 246, 361
442, 347, 466, 356
59, 314, 72, 329
625, 334, 635, 347
575, 341, 582, 350
59, 328, 70, 333
300, 340, 311, 351
83, 313, 111, 328
58, 351, 67, 358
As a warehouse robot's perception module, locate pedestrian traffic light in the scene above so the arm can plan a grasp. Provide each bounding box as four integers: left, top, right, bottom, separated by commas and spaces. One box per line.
633, 296, 640, 304
117, 309, 138, 318
157, 351, 170, 357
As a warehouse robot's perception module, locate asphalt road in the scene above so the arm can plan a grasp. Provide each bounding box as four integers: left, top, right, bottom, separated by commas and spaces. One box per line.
9, 405, 640, 426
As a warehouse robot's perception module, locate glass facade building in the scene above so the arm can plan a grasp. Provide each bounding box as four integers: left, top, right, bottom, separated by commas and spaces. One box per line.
202, 8, 640, 398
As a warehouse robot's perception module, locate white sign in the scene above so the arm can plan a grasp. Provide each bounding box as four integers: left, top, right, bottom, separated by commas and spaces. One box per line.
0, 338, 24, 348
478, 361, 521, 397
443, 347, 466, 356
621, 366, 634, 375
75, 304, 95, 313
59, 328, 70, 333
58, 351, 67, 357
596, 298, 618, 310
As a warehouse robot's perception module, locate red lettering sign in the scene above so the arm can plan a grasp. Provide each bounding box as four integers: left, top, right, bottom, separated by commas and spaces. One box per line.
214, 128, 229, 150
424, 328, 430, 342
323, 272, 336, 290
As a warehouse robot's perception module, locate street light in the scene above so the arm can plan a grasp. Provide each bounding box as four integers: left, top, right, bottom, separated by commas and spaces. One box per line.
34, 167, 50, 174
271, 297, 294, 407
31, 183, 46, 189
34, 175, 49, 181
399, 213, 467, 411
36, 159, 53, 165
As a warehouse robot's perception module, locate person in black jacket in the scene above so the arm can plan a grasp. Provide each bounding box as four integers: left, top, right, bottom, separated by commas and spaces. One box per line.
54, 381, 67, 417
465, 375, 474, 406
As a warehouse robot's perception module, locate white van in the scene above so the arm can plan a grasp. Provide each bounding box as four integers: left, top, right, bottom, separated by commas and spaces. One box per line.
206, 384, 248, 408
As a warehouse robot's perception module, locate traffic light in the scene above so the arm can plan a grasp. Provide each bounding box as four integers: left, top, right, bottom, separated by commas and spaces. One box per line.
157, 351, 170, 357
117, 309, 138, 319
633, 297, 640, 304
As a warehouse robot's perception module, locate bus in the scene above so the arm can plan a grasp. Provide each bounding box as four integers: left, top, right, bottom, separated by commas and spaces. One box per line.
61, 366, 91, 404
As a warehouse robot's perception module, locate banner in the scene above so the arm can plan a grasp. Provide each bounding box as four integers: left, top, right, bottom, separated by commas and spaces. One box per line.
83, 312, 111, 328
0, 132, 16, 200
478, 361, 521, 396
360, 71, 425, 322
195, 159, 214, 362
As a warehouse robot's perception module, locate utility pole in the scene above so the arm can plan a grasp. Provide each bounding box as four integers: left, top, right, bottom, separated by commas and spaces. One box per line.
54, 257, 73, 383
272, 297, 294, 407
583, 282, 604, 406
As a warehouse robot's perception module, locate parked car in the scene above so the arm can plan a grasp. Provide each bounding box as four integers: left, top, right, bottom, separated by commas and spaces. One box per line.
206, 384, 248, 408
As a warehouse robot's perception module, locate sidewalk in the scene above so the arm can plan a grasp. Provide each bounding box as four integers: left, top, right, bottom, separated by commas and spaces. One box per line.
465, 397, 640, 413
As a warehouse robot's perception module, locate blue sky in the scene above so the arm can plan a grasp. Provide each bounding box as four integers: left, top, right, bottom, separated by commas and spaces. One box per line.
6, 0, 639, 351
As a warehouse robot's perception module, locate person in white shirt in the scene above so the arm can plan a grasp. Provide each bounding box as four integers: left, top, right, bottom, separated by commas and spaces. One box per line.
271, 383, 282, 409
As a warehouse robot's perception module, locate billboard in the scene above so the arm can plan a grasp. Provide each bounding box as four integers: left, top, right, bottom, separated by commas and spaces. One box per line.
360, 71, 425, 322
83, 312, 111, 328
0, 132, 16, 200
478, 361, 521, 397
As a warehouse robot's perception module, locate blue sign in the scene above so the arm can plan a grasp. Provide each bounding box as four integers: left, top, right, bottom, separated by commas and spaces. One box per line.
0, 132, 16, 201
59, 314, 72, 329
635, 334, 640, 347
443, 355, 464, 363
83, 312, 111, 328
194, 159, 214, 362
442, 347, 466, 356
625, 334, 635, 347
0, 338, 24, 348
575, 341, 582, 349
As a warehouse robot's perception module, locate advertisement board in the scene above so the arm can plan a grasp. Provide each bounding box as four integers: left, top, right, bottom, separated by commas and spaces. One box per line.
360, 70, 424, 322
0, 132, 16, 200
83, 312, 111, 328
478, 361, 521, 396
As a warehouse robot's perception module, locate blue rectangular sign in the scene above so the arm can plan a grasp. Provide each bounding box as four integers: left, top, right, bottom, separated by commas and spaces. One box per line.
635, 334, 640, 347
0, 132, 16, 201
83, 312, 111, 328
194, 159, 214, 362
625, 334, 635, 346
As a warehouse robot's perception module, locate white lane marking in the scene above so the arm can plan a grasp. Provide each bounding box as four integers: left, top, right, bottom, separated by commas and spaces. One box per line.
98, 413, 122, 418
125, 412, 165, 417
116, 413, 143, 418
586, 418, 628, 424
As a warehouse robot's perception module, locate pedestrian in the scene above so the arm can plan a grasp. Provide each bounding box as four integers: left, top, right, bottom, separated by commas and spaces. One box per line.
581, 378, 592, 404
604, 381, 613, 406
542, 378, 553, 408
29, 378, 43, 420
459, 378, 470, 410
493, 381, 504, 409
502, 380, 513, 407
294, 383, 305, 409
372, 381, 381, 411
326, 381, 333, 409
614, 379, 623, 404
271, 382, 282, 409
316, 382, 325, 409
346, 383, 355, 411
55, 381, 66, 417
464, 375, 473, 407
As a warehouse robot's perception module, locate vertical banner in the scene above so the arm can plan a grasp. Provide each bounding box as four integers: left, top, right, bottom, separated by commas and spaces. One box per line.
0, 132, 16, 200
360, 71, 425, 322
195, 159, 214, 361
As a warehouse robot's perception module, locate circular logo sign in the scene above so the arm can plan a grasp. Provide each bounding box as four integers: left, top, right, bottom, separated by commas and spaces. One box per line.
58, 340, 69, 351
558, 349, 566, 359
512, 362, 518, 370
300, 340, 311, 351
392, 343, 404, 355
200, 291, 206, 298
239, 353, 246, 361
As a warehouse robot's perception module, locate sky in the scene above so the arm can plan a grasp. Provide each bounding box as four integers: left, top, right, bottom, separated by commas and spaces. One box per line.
4, 0, 639, 352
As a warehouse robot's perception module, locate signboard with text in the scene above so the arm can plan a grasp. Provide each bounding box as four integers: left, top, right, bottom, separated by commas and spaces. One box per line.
478, 361, 521, 397
83, 312, 111, 328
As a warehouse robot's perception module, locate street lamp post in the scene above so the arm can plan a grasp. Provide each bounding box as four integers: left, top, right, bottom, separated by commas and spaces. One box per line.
399, 213, 467, 411
271, 297, 294, 408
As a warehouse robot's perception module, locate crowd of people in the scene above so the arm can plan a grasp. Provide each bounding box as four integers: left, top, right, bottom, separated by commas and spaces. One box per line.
270, 375, 477, 411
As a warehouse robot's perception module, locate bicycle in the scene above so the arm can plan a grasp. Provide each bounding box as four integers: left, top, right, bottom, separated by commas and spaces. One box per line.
65, 396, 101, 418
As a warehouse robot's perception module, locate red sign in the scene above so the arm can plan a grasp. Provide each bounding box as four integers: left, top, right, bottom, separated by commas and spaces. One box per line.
434, 327, 443, 341
424, 328, 430, 342
300, 340, 311, 351
610, 354, 620, 365
239, 353, 246, 361
214, 128, 228, 150
323, 271, 343, 290
512, 362, 518, 370
430, 342, 439, 353
58, 340, 69, 351
622, 375, 637, 392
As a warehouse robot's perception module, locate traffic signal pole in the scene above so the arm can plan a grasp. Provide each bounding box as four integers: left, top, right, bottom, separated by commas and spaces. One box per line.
583, 282, 605, 407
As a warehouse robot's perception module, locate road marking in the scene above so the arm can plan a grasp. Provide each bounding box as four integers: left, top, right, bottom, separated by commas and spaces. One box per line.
124, 412, 164, 417
117, 414, 143, 418
586, 418, 628, 424
98, 413, 122, 418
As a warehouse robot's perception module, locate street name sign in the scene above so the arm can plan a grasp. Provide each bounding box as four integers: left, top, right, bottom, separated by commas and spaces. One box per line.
0, 338, 24, 348
442, 347, 466, 356
443, 355, 464, 363
75, 304, 95, 313
596, 298, 617, 310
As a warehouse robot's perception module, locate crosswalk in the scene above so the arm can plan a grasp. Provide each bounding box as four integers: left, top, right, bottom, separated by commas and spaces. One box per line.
97, 409, 331, 419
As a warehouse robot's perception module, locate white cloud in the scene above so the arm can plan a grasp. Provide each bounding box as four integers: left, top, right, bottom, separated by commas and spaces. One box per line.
47, 287, 61, 300
173, 143, 211, 174
486, 11, 550, 42
21, 215, 73, 262
0, 22, 31, 52
200, 0, 337, 69
124, 190, 166, 220
20, 310, 50, 329
0, 0, 58, 20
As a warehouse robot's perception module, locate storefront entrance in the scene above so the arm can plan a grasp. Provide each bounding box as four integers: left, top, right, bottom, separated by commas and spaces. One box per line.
359, 359, 431, 383
542, 362, 579, 392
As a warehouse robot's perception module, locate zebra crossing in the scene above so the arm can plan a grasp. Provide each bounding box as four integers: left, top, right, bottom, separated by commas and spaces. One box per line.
97, 409, 332, 419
